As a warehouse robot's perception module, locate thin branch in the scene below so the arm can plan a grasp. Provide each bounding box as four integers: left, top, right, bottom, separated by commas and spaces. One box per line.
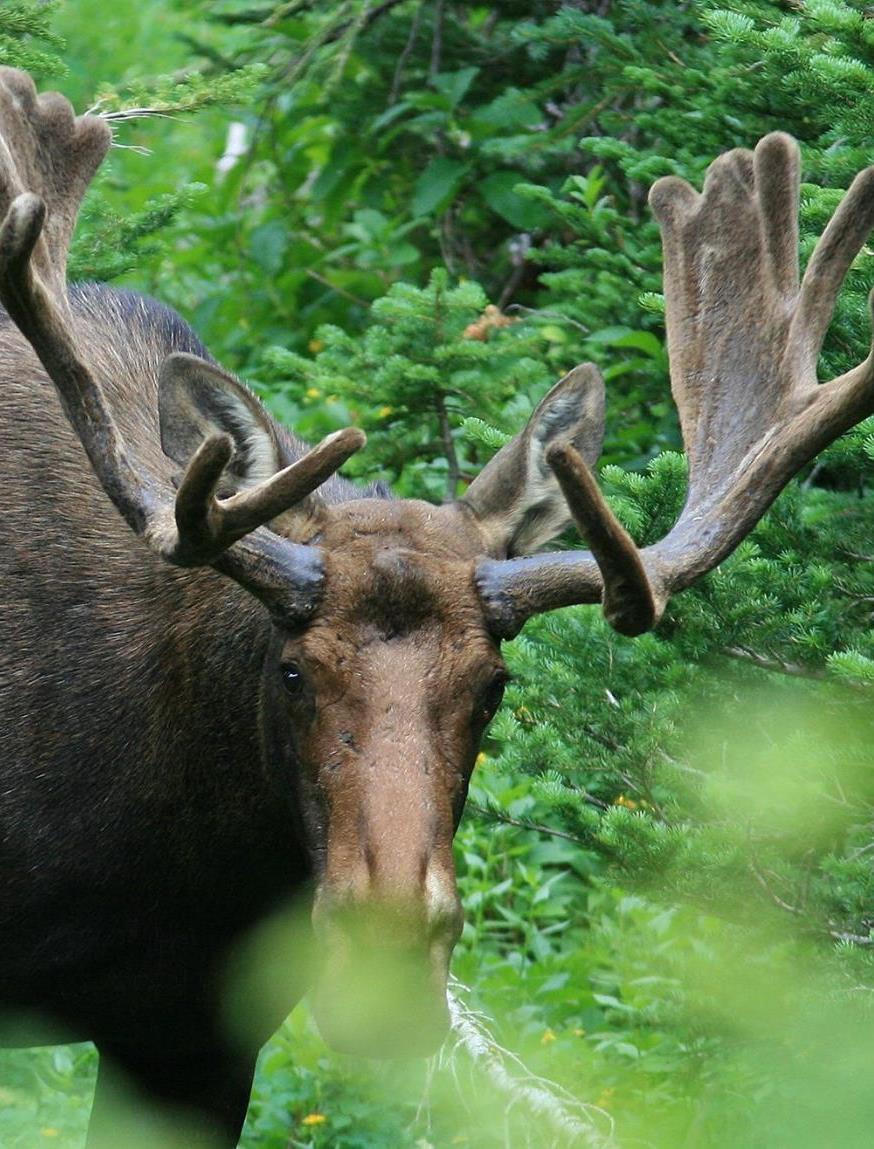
720, 646, 829, 682
390, 0, 424, 103
839, 549, 874, 563
749, 861, 802, 915
444, 979, 617, 1148
429, 0, 444, 80
466, 802, 598, 846
436, 392, 461, 502
97, 107, 190, 123
267, 0, 407, 36
750, 862, 874, 946
505, 303, 591, 334
305, 266, 370, 306
829, 930, 874, 947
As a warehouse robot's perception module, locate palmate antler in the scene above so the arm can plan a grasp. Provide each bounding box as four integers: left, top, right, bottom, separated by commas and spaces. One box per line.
0, 68, 363, 617
478, 133, 874, 637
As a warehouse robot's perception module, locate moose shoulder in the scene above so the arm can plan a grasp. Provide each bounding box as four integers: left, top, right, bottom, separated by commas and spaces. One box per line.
0, 67, 872, 1148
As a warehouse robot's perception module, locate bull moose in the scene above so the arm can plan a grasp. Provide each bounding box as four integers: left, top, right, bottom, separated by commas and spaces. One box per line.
0, 66, 872, 1147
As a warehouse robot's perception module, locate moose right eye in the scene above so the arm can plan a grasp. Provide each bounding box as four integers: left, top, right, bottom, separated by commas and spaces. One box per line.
281, 663, 305, 697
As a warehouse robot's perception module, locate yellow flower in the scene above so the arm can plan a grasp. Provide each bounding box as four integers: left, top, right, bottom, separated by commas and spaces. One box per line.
614, 793, 638, 810
308, 339, 325, 353
475, 752, 488, 766
305, 387, 321, 399
378, 405, 394, 418
301, 1112, 328, 1126
541, 1028, 557, 1045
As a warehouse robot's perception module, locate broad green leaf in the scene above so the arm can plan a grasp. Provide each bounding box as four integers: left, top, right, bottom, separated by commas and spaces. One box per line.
479, 172, 553, 230
411, 157, 470, 217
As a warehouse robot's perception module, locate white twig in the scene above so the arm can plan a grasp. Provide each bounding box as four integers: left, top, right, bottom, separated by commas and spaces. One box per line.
97, 107, 188, 123
443, 978, 617, 1148
217, 121, 249, 177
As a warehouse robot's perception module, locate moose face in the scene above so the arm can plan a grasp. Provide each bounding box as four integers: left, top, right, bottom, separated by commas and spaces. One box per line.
259, 499, 508, 1054
155, 353, 608, 1056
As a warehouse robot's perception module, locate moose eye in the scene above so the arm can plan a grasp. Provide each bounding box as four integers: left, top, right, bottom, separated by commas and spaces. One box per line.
480, 673, 508, 721
281, 662, 304, 697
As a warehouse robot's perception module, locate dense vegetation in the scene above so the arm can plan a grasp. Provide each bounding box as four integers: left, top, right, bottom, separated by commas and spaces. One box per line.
1, 2, 872, 1146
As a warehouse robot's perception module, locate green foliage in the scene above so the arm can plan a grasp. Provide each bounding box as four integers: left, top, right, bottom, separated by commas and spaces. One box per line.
0, 1, 64, 77
261, 268, 553, 499
2, 1, 874, 1147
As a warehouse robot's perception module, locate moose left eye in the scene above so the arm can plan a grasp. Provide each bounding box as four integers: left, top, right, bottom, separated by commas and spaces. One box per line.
481, 674, 508, 721
281, 663, 304, 697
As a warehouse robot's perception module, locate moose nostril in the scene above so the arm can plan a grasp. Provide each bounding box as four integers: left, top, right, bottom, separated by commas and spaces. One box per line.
363, 842, 377, 883
424, 867, 463, 942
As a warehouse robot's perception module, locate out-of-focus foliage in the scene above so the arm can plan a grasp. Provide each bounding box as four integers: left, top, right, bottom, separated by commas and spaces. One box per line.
1, 1, 873, 1147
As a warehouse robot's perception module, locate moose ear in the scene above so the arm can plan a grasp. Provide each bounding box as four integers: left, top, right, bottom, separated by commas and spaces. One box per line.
158, 352, 282, 491
461, 364, 605, 556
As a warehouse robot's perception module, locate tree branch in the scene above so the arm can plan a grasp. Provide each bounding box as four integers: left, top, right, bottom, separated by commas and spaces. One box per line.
444, 979, 616, 1149
436, 392, 461, 502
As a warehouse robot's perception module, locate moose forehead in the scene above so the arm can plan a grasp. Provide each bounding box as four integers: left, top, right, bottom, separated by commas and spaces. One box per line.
290, 497, 493, 640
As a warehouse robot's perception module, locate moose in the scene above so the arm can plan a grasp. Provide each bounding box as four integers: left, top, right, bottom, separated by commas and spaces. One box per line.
0, 66, 872, 1146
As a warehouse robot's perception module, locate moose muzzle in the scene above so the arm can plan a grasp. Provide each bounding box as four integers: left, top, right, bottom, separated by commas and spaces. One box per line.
308, 781, 464, 1057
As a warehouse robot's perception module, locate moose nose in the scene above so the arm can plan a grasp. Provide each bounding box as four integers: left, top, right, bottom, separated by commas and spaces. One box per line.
309, 857, 463, 1057
312, 853, 463, 953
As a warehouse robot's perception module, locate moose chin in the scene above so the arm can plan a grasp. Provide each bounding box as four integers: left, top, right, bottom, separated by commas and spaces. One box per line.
1, 65, 873, 1147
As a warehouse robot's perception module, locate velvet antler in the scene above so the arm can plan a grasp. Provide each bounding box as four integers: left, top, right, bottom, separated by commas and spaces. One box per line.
478, 134, 874, 636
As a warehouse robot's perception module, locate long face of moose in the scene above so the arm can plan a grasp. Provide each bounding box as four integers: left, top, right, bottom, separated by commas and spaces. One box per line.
260, 498, 509, 1055
152, 353, 606, 1057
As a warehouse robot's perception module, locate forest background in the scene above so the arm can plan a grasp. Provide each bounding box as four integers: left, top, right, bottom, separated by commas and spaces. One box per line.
1, 2, 873, 1147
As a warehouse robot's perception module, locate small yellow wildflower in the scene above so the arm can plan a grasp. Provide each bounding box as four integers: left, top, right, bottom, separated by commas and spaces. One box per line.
541, 1028, 557, 1045
301, 1112, 328, 1126
305, 387, 321, 399
475, 751, 488, 766
378, 405, 394, 418
40, 1131, 60, 1139
614, 793, 638, 810
308, 339, 325, 353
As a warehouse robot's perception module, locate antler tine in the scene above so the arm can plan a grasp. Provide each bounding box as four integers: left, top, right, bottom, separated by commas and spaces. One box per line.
545, 441, 658, 636
796, 166, 874, 358
164, 427, 367, 567
0, 191, 160, 536
0, 68, 109, 308
477, 134, 874, 638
